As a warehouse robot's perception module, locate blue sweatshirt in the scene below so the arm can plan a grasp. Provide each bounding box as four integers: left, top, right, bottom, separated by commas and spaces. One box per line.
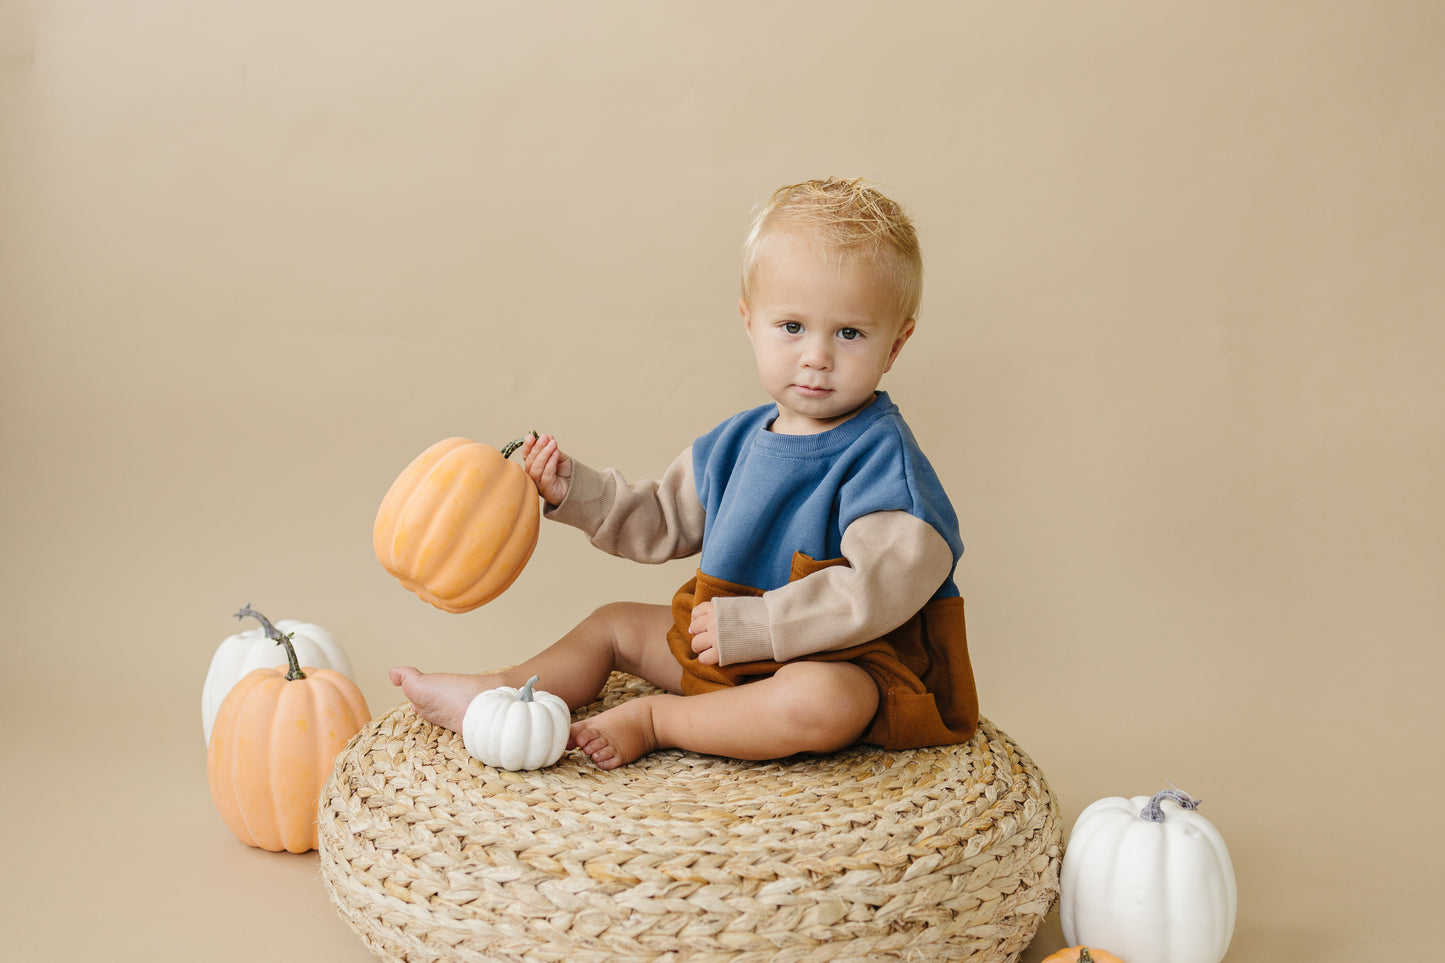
692, 392, 963, 598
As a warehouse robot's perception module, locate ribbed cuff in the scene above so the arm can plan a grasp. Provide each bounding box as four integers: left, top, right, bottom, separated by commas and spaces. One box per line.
543, 460, 611, 533
711, 595, 774, 665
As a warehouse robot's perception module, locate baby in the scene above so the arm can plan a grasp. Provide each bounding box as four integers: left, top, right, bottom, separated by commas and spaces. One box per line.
390, 177, 978, 769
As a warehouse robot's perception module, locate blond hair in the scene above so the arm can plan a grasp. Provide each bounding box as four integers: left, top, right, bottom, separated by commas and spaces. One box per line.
740, 177, 923, 321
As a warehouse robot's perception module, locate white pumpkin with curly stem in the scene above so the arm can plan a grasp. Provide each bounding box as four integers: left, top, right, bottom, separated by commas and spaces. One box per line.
1061, 788, 1236, 963
202, 606, 355, 745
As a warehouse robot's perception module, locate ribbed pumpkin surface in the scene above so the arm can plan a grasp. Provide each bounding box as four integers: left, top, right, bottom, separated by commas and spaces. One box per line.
207, 666, 371, 853
373, 437, 540, 613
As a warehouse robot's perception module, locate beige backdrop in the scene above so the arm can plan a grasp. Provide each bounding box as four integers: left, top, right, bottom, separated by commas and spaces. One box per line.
2, 1, 1440, 960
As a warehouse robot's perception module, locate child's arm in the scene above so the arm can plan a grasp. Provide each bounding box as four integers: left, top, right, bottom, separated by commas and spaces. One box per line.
532, 438, 706, 565
695, 511, 954, 666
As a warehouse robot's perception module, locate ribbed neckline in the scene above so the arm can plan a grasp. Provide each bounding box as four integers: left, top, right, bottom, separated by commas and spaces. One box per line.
753, 392, 894, 456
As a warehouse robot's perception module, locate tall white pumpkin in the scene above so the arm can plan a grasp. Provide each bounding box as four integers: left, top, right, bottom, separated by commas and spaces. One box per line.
1060, 789, 1236, 963
202, 606, 356, 745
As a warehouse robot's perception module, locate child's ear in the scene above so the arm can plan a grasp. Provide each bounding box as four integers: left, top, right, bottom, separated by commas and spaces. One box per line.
739, 296, 753, 335
883, 318, 917, 372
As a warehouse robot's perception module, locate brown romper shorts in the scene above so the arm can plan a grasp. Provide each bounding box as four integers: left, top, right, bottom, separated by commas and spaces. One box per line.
665, 551, 979, 751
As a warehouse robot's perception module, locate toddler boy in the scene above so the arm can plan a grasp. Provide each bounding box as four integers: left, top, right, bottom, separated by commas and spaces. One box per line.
390, 178, 977, 768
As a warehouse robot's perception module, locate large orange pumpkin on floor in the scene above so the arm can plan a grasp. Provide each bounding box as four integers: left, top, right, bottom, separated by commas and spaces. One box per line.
373, 436, 540, 613
207, 607, 372, 853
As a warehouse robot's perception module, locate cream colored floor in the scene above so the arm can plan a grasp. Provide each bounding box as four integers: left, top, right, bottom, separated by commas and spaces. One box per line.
4, 688, 1427, 962
0, 724, 1127, 962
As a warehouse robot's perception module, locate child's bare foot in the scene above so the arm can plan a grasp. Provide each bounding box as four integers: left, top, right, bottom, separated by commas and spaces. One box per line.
388, 666, 494, 733
569, 697, 663, 770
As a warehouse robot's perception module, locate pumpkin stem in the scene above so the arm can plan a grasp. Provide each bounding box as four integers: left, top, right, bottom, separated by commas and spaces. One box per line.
1141, 787, 1202, 822
518, 675, 540, 702
499, 431, 538, 461
235, 604, 307, 681
1079, 950, 1094, 963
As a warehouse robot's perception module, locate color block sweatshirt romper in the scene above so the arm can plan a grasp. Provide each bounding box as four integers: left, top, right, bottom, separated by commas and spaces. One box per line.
546, 392, 978, 750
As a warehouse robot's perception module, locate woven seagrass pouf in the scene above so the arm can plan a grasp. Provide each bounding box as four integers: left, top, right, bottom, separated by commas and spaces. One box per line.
319, 672, 1062, 962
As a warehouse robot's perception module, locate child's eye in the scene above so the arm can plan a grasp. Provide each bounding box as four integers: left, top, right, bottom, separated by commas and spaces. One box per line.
838, 328, 861, 341
782, 321, 803, 334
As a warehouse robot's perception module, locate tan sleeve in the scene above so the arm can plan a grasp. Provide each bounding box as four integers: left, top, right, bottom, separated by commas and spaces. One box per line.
544, 447, 705, 564
710, 511, 954, 665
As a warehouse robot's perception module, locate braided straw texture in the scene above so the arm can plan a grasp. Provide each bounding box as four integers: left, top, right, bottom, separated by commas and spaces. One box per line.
319, 672, 1061, 962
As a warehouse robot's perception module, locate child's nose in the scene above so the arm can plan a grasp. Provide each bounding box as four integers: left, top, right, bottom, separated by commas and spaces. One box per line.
801, 337, 832, 369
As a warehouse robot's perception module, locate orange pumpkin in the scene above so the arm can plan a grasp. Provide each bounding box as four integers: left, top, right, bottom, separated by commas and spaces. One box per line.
207, 608, 372, 853
373, 436, 540, 613
1042, 948, 1126, 963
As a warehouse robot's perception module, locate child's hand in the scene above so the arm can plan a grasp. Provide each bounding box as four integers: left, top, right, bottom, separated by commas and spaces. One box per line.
521, 432, 573, 507
689, 601, 719, 665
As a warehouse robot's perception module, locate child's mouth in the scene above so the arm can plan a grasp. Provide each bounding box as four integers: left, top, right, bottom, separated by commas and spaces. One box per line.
792, 384, 833, 397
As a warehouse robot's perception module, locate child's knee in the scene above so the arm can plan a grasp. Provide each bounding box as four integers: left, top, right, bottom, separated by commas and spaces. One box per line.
581, 601, 655, 650
585, 602, 678, 684
772, 662, 878, 751
587, 600, 637, 625
587, 601, 666, 634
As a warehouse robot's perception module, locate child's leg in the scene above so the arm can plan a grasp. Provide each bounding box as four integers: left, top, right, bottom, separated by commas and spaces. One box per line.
570, 660, 879, 769
389, 601, 681, 732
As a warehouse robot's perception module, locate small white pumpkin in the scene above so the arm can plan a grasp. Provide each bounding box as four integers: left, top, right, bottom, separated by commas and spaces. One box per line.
202, 606, 356, 745
1061, 788, 1237, 963
463, 675, 570, 771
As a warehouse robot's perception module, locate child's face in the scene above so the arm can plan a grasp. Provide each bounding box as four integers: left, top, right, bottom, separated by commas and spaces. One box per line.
740, 230, 915, 435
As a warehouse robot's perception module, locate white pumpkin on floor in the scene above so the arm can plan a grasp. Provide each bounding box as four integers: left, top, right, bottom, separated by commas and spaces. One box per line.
202, 605, 356, 745
1060, 788, 1236, 963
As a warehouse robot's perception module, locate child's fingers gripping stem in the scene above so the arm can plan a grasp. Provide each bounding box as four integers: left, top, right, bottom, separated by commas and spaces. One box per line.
521, 432, 573, 506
